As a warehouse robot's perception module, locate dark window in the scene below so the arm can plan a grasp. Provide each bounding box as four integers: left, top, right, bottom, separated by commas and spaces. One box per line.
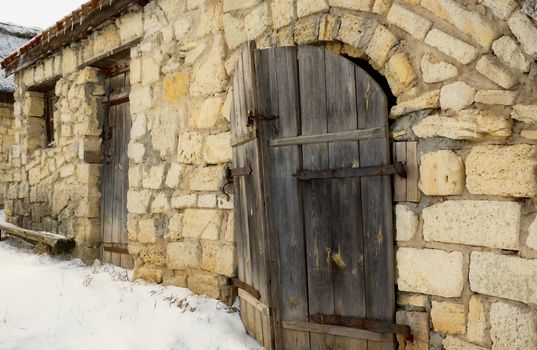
44, 90, 56, 147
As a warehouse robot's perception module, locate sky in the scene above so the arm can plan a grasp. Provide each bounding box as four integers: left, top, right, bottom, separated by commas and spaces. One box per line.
1, 0, 86, 29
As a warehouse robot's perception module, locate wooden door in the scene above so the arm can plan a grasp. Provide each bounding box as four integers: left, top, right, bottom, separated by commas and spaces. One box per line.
100, 70, 133, 269
232, 44, 398, 349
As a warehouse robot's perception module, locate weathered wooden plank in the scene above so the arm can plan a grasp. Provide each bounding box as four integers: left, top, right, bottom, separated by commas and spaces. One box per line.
111, 103, 121, 267
120, 99, 131, 268
297, 45, 335, 350
295, 163, 405, 180
239, 288, 270, 316
269, 127, 385, 147
393, 142, 407, 202
325, 49, 367, 350
0, 222, 74, 253
282, 321, 393, 342
406, 141, 420, 202
355, 65, 395, 350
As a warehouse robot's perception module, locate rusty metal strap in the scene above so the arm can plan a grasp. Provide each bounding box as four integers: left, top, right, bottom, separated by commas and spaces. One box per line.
232, 277, 261, 300
102, 244, 129, 255
226, 166, 252, 177
309, 314, 413, 341
294, 162, 406, 180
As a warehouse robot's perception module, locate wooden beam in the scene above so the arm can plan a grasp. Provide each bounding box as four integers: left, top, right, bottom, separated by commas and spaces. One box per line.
294, 162, 406, 180
0, 222, 75, 253
282, 321, 393, 342
5, 0, 148, 75
239, 288, 270, 316
269, 127, 385, 147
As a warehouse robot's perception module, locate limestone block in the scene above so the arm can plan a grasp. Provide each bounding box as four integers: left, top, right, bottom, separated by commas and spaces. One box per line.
372, 0, 392, 15
130, 86, 152, 112
466, 144, 537, 197
141, 58, 160, 85
59, 164, 75, 178
479, 0, 516, 19
387, 3, 431, 40
187, 272, 224, 298
526, 217, 537, 250
128, 142, 145, 163
162, 271, 187, 287
390, 90, 439, 118
133, 266, 163, 284
189, 166, 224, 191
203, 132, 232, 164
512, 104, 537, 124
424, 29, 478, 64
138, 218, 156, 244
508, 10, 537, 57
397, 293, 429, 309
492, 36, 531, 73
142, 165, 165, 190
413, 109, 512, 141
139, 246, 166, 266
470, 252, 537, 304
397, 247, 464, 297
218, 195, 233, 209
62, 46, 78, 75
420, 54, 458, 83
318, 14, 340, 41
271, 0, 296, 30
223, 13, 246, 50
366, 25, 398, 69
475, 90, 517, 105
294, 15, 320, 45
383, 52, 416, 96
202, 241, 237, 277
167, 240, 201, 269
396, 311, 429, 350
521, 129, 537, 140
244, 2, 270, 40
165, 163, 183, 189
193, 97, 223, 129
419, 150, 465, 196
421, 0, 499, 48
297, 0, 329, 17
336, 15, 376, 51
177, 132, 203, 164
171, 193, 197, 209
489, 301, 537, 350
182, 209, 223, 240
198, 194, 217, 208
190, 35, 228, 97
395, 204, 418, 241
224, 214, 235, 242
119, 11, 143, 42
127, 190, 152, 214
130, 114, 146, 141
165, 213, 183, 241
93, 25, 120, 56
431, 300, 465, 334
442, 337, 487, 350
223, 0, 261, 12
328, 0, 374, 11
23, 94, 44, 117
440, 81, 476, 112
163, 72, 189, 103
423, 200, 520, 249
151, 192, 170, 213
476, 55, 518, 89
467, 296, 488, 345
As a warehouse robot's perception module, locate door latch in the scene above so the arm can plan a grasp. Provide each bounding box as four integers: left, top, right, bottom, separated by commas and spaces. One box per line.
246, 110, 279, 127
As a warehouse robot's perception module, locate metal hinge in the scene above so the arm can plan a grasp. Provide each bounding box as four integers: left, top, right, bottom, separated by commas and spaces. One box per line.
246, 110, 279, 126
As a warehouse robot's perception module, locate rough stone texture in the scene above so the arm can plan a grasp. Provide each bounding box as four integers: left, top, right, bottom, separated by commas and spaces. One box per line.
397, 247, 464, 298
390, 90, 439, 117
383, 52, 416, 96
521, 129, 537, 140
396, 311, 429, 350
508, 10, 537, 57
479, 0, 517, 19
431, 300, 465, 334
423, 200, 521, 249
365, 24, 397, 69
418, 150, 465, 196
413, 109, 512, 141
443, 336, 487, 350
182, 209, 222, 240
244, 3, 270, 40
526, 217, 537, 251
167, 240, 201, 269
466, 144, 537, 197
336, 15, 376, 51
475, 90, 517, 105
223, 0, 261, 12
271, 0, 296, 29
328, 0, 374, 12
489, 301, 537, 350
297, 0, 329, 17
492, 36, 531, 73
397, 293, 429, 308
470, 252, 537, 304
467, 296, 488, 345
395, 204, 418, 241
420, 54, 458, 83
476, 55, 518, 89
424, 29, 478, 65
421, 0, 499, 48
387, 3, 431, 40
201, 241, 237, 277
440, 81, 476, 112
203, 133, 232, 164
512, 104, 537, 124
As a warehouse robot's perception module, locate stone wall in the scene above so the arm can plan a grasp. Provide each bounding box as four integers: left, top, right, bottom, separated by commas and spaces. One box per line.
6, 0, 537, 347
0, 101, 15, 206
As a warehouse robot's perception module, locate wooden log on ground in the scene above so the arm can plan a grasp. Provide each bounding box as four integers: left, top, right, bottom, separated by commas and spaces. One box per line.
0, 222, 75, 253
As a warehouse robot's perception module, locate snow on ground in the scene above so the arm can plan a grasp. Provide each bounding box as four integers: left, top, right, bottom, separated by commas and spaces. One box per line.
0, 237, 262, 350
